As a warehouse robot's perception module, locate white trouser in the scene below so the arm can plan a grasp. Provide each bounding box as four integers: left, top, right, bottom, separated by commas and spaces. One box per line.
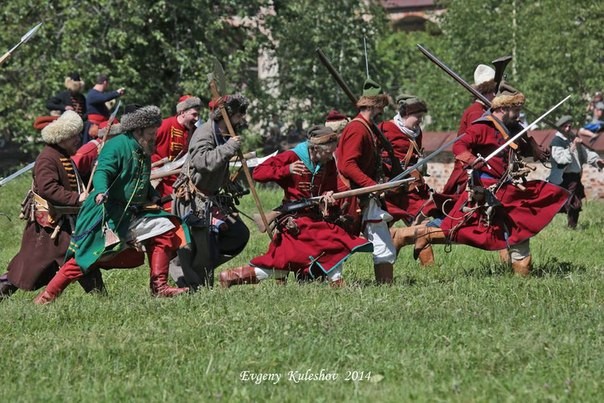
362, 199, 396, 265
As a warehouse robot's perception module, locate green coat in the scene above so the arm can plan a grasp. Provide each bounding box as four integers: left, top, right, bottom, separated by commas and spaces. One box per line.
67, 133, 182, 271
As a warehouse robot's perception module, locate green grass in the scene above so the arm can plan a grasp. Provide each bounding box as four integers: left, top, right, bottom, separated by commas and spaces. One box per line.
1, 177, 603, 402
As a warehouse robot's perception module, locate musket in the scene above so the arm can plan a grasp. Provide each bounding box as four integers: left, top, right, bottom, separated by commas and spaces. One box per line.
275, 177, 414, 214
256, 175, 417, 233
255, 135, 463, 233
85, 101, 121, 193
0, 161, 35, 187
0, 23, 42, 66
417, 44, 589, 149
209, 58, 273, 239
315, 47, 403, 176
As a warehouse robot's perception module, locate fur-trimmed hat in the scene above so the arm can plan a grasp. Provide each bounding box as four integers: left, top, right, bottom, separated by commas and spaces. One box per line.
356, 78, 390, 109
64, 71, 85, 93
491, 85, 525, 110
120, 105, 162, 132
324, 109, 350, 133
396, 94, 428, 116
176, 95, 202, 114
307, 125, 339, 145
211, 94, 249, 121
555, 115, 573, 128
41, 110, 83, 144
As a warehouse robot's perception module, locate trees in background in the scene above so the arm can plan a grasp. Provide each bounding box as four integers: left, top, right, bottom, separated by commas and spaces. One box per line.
0, 0, 601, 160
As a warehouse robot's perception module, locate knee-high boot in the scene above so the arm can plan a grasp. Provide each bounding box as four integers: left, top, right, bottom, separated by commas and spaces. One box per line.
147, 229, 189, 297
511, 255, 531, 277
219, 265, 259, 288
391, 226, 435, 266
148, 248, 189, 297
33, 258, 83, 305
413, 227, 447, 260
374, 262, 393, 284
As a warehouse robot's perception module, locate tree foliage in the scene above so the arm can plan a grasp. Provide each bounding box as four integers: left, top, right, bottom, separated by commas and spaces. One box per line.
0, 0, 602, 161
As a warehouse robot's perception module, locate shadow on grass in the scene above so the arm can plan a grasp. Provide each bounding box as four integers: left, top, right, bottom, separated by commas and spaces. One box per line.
531, 257, 588, 277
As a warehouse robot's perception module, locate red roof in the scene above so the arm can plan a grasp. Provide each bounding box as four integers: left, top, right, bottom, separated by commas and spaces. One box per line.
422, 130, 604, 152
381, 0, 437, 8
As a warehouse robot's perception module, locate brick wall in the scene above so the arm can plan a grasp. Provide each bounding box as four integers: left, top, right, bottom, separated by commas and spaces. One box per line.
423, 153, 604, 199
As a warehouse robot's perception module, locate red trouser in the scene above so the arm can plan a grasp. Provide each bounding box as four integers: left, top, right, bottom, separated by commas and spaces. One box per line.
57, 228, 180, 281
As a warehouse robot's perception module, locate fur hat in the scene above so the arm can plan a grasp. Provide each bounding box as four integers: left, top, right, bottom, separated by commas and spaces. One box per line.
555, 115, 573, 128
491, 85, 525, 110
64, 71, 85, 93
307, 125, 339, 145
324, 109, 350, 133
595, 101, 604, 111
357, 78, 389, 109
41, 110, 83, 144
396, 94, 428, 116
211, 94, 249, 121
120, 105, 162, 132
176, 95, 202, 114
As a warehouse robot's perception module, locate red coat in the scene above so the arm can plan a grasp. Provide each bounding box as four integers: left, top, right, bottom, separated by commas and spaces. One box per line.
334, 114, 383, 233
335, 114, 380, 190
443, 102, 488, 195
440, 120, 569, 250
379, 120, 446, 224
250, 147, 372, 275
152, 116, 191, 202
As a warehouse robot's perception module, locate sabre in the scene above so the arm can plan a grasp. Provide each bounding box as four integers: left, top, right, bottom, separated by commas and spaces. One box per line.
482, 95, 571, 163
0, 161, 35, 187
417, 44, 586, 150
389, 134, 465, 183
0, 23, 42, 66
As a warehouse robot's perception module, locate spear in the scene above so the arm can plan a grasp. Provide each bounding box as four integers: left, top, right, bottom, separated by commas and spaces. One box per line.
209, 59, 273, 239
0, 23, 42, 66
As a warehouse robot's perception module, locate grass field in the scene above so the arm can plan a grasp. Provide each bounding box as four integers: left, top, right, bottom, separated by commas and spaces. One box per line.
1, 176, 603, 402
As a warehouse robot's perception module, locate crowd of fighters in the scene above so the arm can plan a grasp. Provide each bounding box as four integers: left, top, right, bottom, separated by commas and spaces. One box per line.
1, 63, 603, 304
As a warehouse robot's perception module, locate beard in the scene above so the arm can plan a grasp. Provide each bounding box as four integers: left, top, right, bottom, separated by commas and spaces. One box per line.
138, 138, 155, 156
502, 111, 520, 128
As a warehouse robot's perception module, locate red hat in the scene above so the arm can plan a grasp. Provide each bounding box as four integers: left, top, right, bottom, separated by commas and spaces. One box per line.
324, 109, 350, 133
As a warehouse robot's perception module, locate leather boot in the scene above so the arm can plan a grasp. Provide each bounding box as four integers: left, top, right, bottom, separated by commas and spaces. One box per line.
390, 226, 417, 254
417, 246, 435, 266
33, 271, 73, 305
219, 265, 259, 288
511, 255, 531, 277
413, 227, 447, 260
392, 225, 435, 266
374, 263, 393, 285
149, 248, 189, 297
498, 249, 510, 264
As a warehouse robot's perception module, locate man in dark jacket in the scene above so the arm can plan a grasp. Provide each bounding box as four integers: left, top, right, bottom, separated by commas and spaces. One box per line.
1, 111, 104, 299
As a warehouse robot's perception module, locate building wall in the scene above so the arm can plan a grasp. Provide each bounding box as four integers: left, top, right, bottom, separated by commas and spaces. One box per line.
423, 154, 604, 200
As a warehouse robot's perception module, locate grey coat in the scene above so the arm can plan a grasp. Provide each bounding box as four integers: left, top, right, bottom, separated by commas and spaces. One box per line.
187, 120, 240, 194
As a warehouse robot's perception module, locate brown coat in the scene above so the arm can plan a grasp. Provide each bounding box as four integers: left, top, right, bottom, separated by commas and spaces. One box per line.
7, 145, 81, 290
